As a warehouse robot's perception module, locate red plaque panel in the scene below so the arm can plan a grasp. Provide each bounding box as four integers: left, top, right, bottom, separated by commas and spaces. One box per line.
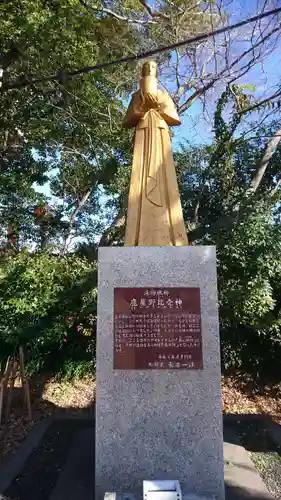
114, 287, 203, 370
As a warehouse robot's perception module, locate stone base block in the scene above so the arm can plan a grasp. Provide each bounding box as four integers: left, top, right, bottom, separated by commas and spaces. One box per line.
96, 247, 224, 500
104, 494, 213, 500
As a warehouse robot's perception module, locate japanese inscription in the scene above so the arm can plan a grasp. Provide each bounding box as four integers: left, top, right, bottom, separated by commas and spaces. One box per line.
114, 288, 203, 370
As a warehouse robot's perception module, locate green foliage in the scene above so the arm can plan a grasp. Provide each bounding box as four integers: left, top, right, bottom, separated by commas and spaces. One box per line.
0, 0, 219, 253
217, 199, 281, 377
175, 88, 281, 380
56, 359, 95, 381
0, 0, 135, 260
1, 0, 281, 384
0, 251, 97, 375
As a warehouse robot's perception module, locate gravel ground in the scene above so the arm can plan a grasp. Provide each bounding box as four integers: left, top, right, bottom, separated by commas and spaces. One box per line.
3, 418, 94, 500
224, 416, 281, 500
249, 451, 281, 499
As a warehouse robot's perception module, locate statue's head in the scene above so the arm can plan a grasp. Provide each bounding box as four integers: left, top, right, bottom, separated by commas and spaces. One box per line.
141, 60, 157, 77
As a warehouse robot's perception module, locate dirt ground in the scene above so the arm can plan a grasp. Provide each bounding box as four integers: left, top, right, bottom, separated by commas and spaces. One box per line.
0, 375, 95, 461
222, 374, 281, 424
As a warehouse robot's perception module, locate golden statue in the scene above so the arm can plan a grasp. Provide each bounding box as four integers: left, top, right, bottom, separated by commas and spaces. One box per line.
123, 61, 188, 246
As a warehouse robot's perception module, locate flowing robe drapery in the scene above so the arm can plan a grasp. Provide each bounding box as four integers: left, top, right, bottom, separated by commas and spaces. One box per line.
123, 89, 188, 246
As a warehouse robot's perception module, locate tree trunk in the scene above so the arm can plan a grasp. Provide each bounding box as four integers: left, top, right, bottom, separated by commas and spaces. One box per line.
250, 126, 281, 193
62, 189, 92, 254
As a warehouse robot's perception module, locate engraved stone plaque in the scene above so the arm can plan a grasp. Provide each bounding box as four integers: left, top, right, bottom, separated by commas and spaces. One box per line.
114, 287, 203, 370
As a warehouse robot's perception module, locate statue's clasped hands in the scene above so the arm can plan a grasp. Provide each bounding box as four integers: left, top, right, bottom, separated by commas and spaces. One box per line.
140, 90, 161, 112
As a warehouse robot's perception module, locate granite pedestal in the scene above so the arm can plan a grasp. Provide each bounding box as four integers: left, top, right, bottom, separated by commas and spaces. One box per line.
96, 246, 224, 500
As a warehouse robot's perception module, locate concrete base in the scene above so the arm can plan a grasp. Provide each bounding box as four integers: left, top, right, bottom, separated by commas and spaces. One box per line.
224, 442, 273, 499
104, 495, 212, 500
96, 247, 224, 500
50, 427, 95, 500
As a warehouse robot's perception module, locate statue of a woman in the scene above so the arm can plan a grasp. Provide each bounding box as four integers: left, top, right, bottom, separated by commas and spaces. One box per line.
123, 61, 188, 246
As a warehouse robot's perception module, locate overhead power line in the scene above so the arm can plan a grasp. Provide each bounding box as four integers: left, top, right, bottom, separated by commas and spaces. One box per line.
2, 6, 281, 91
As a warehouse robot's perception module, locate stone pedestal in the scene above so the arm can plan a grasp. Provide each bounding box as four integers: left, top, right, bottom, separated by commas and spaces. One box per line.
96, 247, 224, 500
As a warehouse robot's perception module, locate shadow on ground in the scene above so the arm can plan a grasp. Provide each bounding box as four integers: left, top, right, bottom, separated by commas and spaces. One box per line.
1, 398, 281, 500
225, 483, 273, 500
0, 375, 95, 461
224, 413, 281, 456
0, 378, 95, 500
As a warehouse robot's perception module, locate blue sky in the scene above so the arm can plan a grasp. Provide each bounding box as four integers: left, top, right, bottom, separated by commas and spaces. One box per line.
167, 0, 281, 145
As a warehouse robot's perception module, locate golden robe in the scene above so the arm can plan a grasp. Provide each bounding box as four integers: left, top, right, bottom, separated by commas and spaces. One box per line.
123, 88, 188, 246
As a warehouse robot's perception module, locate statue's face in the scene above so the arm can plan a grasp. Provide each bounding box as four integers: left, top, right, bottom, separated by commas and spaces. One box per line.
148, 61, 157, 76
142, 61, 157, 77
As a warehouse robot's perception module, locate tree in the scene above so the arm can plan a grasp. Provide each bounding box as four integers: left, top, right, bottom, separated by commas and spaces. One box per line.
2, 1, 281, 247
1, 0, 281, 380
53, 1, 281, 116
0, 0, 137, 371
173, 88, 281, 378
0, 0, 137, 249
0, 250, 97, 375
181, 87, 281, 243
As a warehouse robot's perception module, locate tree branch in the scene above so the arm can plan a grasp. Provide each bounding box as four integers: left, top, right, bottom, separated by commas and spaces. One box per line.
138, 0, 169, 20
188, 125, 281, 243
178, 23, 281, 114
194, 199, 200, 224
271, 178, 281, 196
99, 196, 128, 246
240, 88, 281, 115
79, 0, 157, 24
3, 7, 281, 92
70, 189, 92, 226
179, 79, 216, 114
249, 126, 281, 193
175, 49, 181, 94
62, 189, 92, 254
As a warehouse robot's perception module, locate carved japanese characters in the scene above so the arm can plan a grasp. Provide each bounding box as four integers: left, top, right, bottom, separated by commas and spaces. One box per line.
114, 288, 202, 369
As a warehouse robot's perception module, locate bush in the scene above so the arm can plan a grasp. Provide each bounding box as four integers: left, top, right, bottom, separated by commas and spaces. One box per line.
0, 250, 97, 376
216, 202, 281, 380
